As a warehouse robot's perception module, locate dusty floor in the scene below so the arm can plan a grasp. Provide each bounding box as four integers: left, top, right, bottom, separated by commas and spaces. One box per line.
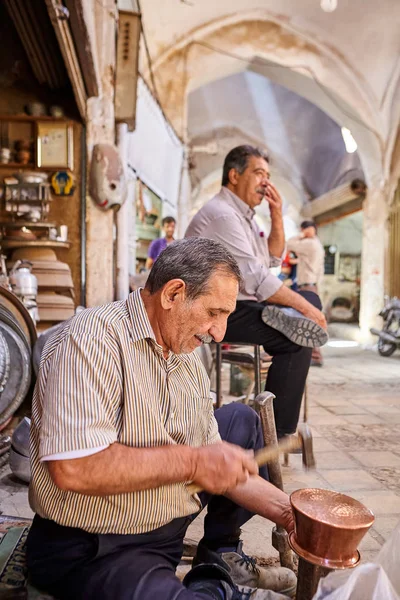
0, 341, 399, 570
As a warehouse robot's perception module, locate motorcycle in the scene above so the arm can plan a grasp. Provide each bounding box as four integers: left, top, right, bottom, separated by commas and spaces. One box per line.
370, 296, 400, 357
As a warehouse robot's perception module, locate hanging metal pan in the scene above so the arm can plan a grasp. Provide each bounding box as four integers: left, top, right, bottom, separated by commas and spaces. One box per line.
0, 320, 31, 425
0, 286, 37, 349
0, 305, 30, 351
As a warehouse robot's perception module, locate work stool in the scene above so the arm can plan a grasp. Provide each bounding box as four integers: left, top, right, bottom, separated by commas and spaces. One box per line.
214, 343, 271, 408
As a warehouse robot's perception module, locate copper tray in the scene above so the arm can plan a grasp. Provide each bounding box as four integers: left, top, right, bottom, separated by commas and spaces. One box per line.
289, 531, 361, 569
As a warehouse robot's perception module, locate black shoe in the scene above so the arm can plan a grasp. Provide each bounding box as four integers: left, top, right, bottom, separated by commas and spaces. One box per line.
262, 306, 328, 349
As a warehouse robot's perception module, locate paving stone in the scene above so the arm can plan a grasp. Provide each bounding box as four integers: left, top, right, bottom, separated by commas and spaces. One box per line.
372, 516, 400, 541
312, 451, 359, 470
365, 405, 400, 415
349, 491, 400, 515
326, 405, 369, 415
311, 437, 339, 452
350, 451, 400, 468
358, 531, 383, 552
309, 414, 349, 426
369, 468, 400, 491
343, 414, 385, 425
318, 469, 384, 491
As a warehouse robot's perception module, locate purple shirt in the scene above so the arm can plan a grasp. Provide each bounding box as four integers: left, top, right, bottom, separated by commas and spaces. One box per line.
148, 237, 168, 262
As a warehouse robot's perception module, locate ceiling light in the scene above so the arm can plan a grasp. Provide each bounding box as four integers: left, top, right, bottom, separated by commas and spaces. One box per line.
320, 0, 338, 12
341, 127, 358, 153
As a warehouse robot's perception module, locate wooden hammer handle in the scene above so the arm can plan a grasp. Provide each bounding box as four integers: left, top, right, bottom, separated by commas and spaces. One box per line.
186, 435, 301, 495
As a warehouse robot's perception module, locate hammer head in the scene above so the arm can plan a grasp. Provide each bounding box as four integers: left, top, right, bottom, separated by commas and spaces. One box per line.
297, 423, 316, 470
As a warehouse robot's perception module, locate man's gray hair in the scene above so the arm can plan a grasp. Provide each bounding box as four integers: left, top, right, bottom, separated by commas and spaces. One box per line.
222, 145, 269, 186
145, 237, 242, 300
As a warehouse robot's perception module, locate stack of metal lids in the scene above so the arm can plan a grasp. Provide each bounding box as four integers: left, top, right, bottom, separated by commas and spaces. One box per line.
9, 247, 75, 324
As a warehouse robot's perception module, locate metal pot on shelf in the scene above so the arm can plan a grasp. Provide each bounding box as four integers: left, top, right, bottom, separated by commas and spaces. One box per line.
9, 260, 38, 297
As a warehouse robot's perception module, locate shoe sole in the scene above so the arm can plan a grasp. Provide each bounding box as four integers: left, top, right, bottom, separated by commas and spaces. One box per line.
262, 306, 328, 348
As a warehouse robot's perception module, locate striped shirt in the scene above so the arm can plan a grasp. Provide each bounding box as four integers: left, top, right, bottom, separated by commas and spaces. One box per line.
29, 289, 220, 534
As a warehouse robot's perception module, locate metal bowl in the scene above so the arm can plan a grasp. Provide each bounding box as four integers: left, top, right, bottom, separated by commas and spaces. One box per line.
11, 416, 30, 457
15, 171, 48, 184
9, 445, 31, 483
289, 488, 374, 569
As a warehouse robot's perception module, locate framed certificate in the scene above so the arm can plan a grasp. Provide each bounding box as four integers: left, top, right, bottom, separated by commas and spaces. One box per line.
36, 121, 73, 170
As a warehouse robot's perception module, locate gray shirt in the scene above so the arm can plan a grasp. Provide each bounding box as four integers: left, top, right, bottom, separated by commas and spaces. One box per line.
185, 187, 283, 302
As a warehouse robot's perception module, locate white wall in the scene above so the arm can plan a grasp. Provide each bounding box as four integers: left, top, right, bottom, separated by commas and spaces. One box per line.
126, 78, 184, 218
318, 212, 363, 255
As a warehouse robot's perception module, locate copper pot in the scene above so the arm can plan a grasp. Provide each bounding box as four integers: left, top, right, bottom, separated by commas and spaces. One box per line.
289, 488, 374, 569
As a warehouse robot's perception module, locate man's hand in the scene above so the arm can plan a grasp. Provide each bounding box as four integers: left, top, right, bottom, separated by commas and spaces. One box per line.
191, 442, 259, 495
266, 181, 283, 214
281, 504, 295, 535
301, 304, 327, 330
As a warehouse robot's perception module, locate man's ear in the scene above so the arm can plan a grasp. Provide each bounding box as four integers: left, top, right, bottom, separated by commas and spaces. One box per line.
228, 167, 239, 186
160, 279, 186, 310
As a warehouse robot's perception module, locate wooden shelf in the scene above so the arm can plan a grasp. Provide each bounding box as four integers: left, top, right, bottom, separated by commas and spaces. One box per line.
0, 115, 68, 122
0, 222, 55, 229
0, 240, 70, 249
0, 163, 36, 169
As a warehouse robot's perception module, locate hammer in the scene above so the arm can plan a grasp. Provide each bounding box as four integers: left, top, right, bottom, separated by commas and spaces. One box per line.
186, 419, 315, 496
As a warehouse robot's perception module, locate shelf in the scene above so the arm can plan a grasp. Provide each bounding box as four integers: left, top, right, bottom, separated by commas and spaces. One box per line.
0, 163, 36, 169
0, 115, 68, 122
0, 240, 70, 249
0, 222, 55, 228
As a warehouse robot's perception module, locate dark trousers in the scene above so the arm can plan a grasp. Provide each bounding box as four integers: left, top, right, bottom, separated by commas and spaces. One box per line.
224, 291, 322, 437
27, 403, 268, 600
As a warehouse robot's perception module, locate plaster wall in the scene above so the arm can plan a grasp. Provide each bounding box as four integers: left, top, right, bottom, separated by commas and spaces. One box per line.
318, 212, 363, 255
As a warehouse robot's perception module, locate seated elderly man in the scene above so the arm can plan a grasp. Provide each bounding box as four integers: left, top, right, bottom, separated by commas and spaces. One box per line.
185, 146, 327, 440
27, 238, 296, 600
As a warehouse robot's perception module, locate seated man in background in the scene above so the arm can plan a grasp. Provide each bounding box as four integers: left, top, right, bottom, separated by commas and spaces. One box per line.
146, 215, 176, 269
27, 238, 296, 600
185, 145, 327, 439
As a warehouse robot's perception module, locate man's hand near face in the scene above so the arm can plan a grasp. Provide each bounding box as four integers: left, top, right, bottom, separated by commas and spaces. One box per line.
265, 181, 283, 214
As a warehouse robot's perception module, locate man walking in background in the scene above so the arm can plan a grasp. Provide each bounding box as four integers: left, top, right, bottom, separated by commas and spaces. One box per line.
287, 221, 325, 366
146, 215, 176, 269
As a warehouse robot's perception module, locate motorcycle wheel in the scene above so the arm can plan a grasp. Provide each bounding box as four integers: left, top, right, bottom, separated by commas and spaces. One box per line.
378, 338, 397, 357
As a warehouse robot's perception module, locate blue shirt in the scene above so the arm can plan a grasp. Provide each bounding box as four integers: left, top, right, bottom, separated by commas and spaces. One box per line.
148, 237, 168, 262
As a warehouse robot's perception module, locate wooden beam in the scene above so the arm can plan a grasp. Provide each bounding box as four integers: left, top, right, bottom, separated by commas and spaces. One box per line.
64, 0, 100, 98
314, 197, 364, 226
44, 0, 87, 121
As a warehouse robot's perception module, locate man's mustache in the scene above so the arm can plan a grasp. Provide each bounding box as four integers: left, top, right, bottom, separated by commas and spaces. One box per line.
196, 333, 214, 344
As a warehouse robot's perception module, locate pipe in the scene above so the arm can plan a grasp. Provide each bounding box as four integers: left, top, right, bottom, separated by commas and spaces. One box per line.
80, 124, 87, 307
370, 328, 398, 343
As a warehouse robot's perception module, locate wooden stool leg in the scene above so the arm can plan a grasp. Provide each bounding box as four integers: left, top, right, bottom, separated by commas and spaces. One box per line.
216, 343, 222, 408
254, 345, 261, 397
256, 392, 295, 571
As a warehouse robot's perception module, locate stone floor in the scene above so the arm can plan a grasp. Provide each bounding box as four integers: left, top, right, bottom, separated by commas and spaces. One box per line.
0, 340, 399, 569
